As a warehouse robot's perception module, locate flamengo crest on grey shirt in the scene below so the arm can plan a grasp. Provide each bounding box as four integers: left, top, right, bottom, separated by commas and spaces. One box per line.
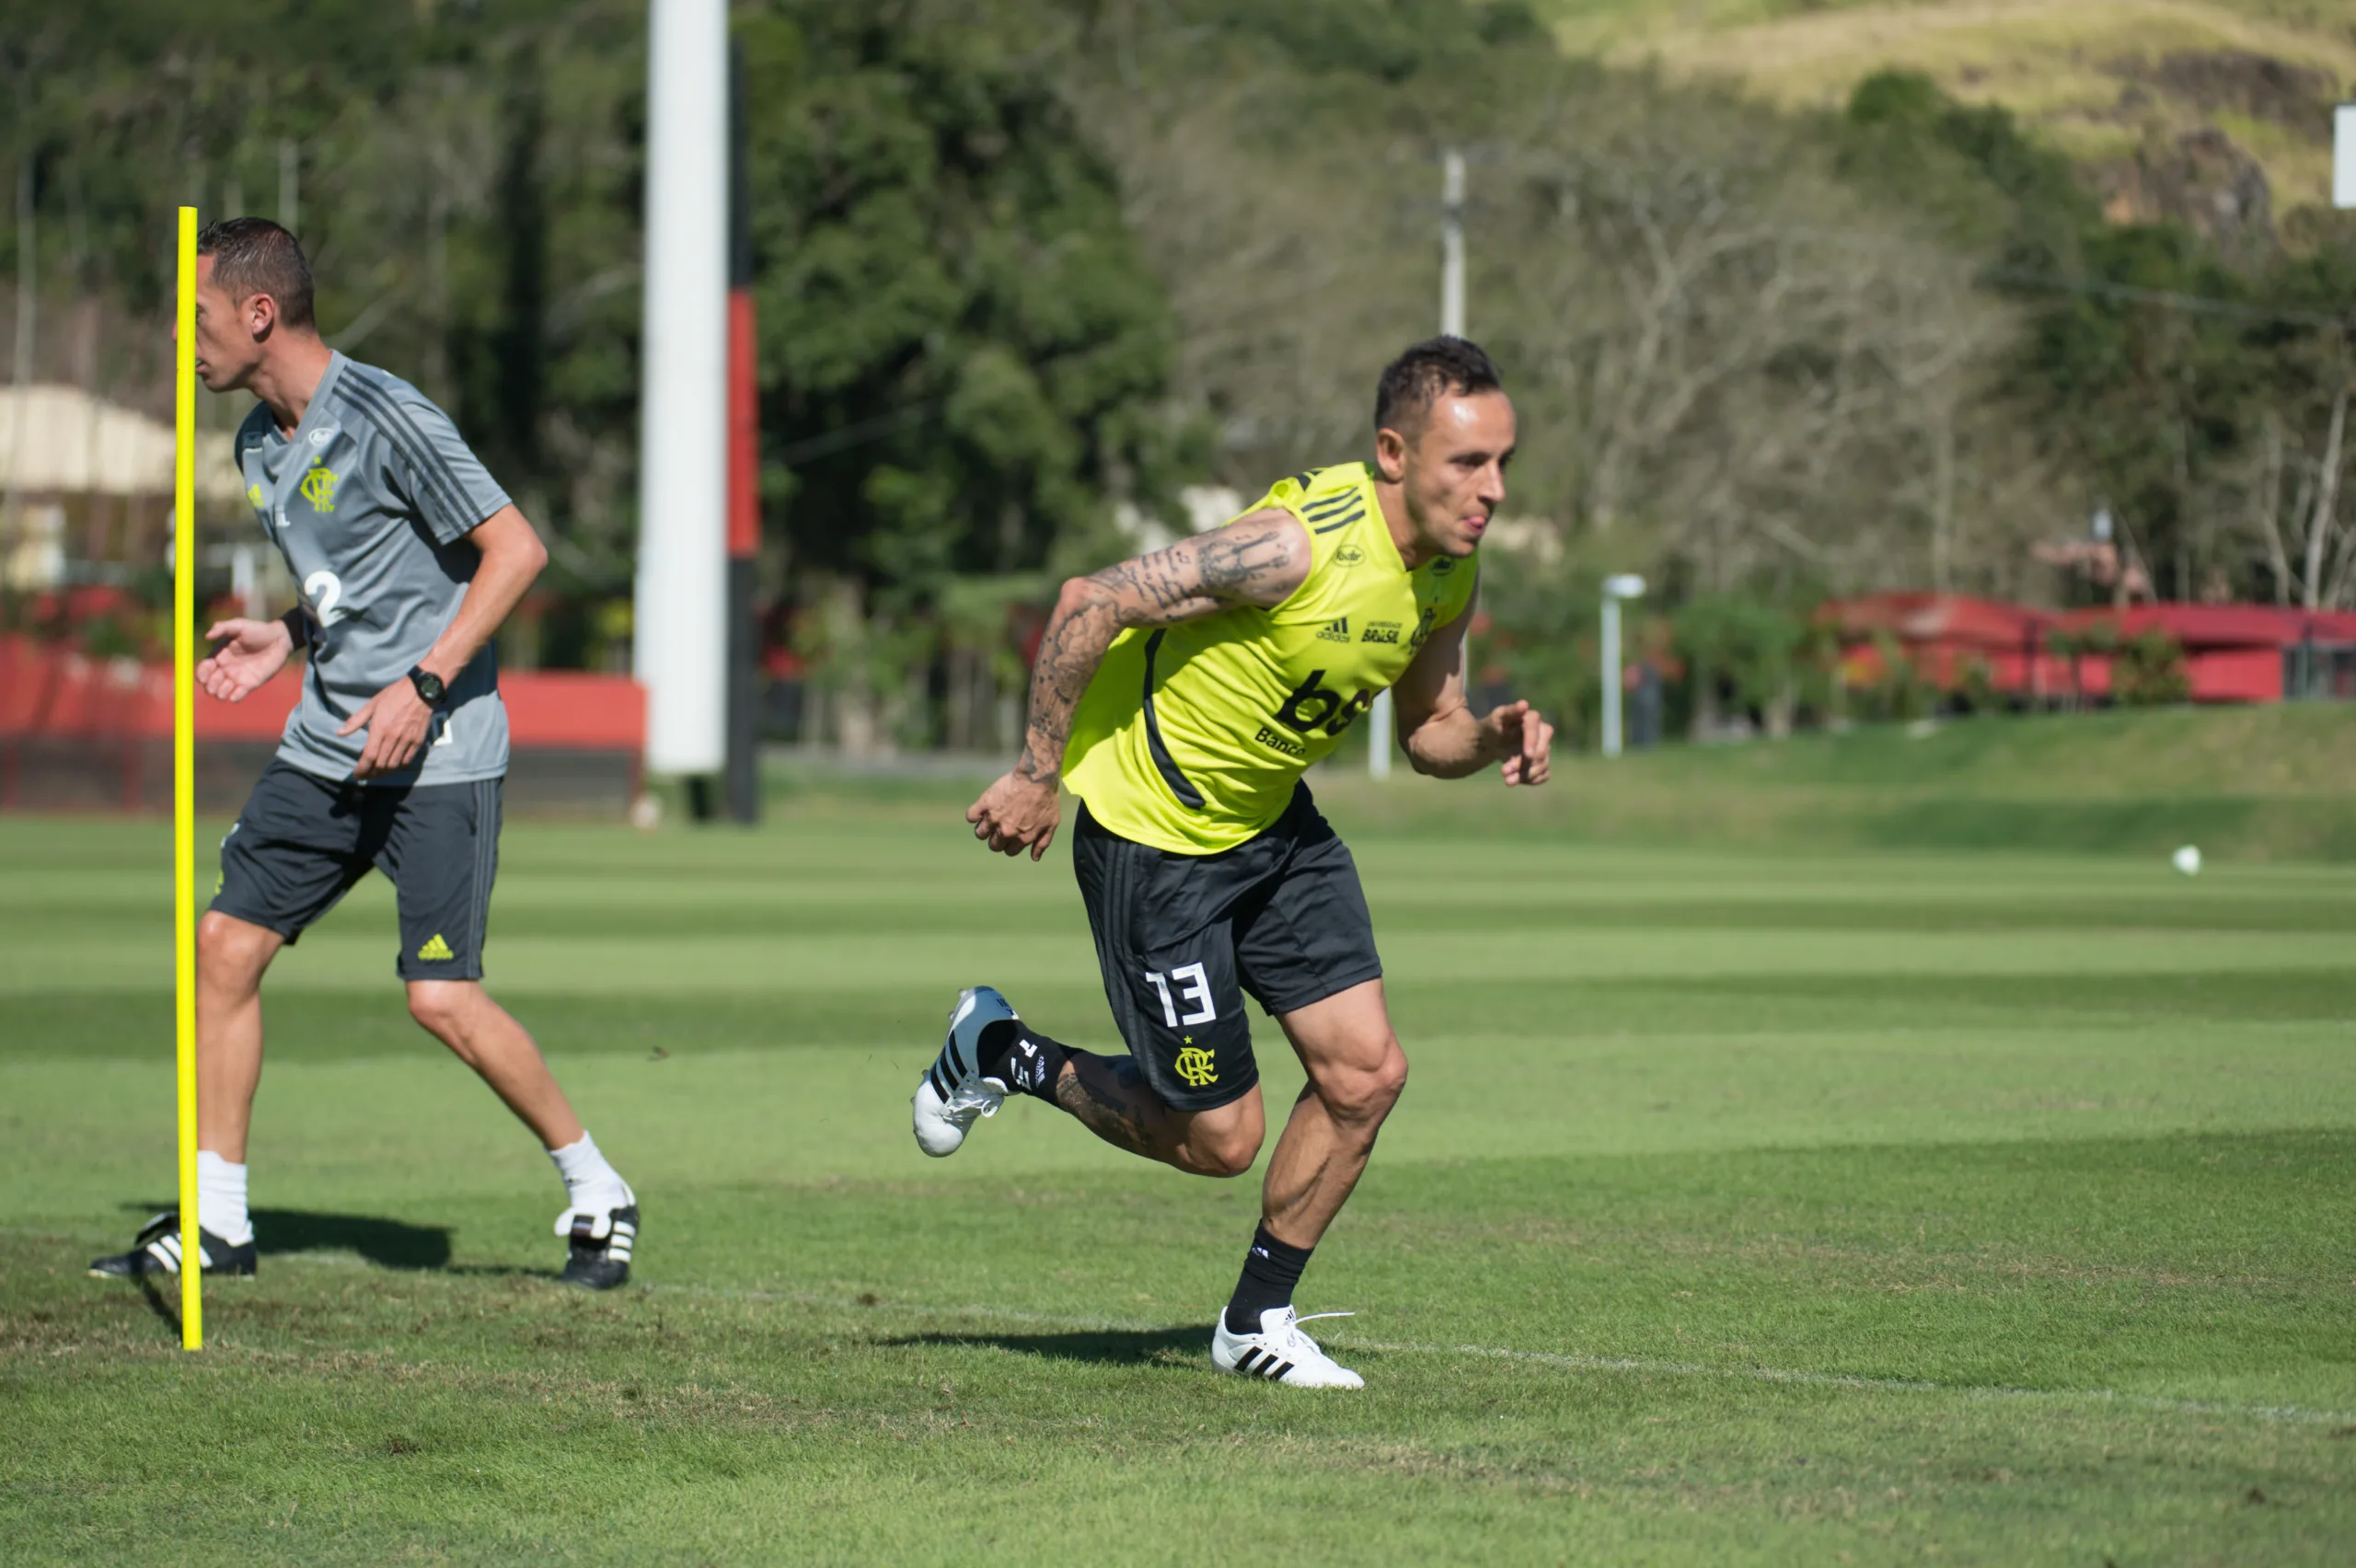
234, 353, 514, 786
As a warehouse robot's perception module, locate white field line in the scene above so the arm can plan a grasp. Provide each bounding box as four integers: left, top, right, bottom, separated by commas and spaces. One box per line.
641, 1281, 2356, 1429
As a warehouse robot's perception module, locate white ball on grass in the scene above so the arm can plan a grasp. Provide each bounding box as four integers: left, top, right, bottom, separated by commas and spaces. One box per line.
2172, 845, 2201, 876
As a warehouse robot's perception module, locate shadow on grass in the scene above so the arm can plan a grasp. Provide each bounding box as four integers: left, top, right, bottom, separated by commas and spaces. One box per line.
119, 1203, 456, 1271
888, 1327, 1206, 1366
253, 1209, 455, 1269
133, 1271, 179, 1333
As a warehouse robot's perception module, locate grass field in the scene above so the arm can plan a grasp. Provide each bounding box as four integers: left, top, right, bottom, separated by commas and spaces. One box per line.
5, 781, 2355, 1563
1319, 704, 2356, 863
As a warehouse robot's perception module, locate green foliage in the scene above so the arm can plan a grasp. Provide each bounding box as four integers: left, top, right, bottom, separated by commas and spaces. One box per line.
1948, 654, 2000, 715
6, 0, 647, 582
2058, 620, 2120, 660
1855, 629, 1937, 722
1674, 594, 1813, 725
13, 0, 2353, 726
1839, 68, 2095, 273
1472, 558, 1602, 747
2115, 628, 2194, 707
740, 2, 1193, 611
1837, 71, 2356, 610
1178, 0, 1545, 82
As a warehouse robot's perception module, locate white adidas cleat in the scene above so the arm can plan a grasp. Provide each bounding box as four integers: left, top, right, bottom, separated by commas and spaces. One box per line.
911, 986, 1019, 1157
1212, 1307, 1365, 1389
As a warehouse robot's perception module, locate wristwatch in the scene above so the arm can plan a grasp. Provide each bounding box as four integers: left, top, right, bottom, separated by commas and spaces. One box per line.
408, 665, 448, 706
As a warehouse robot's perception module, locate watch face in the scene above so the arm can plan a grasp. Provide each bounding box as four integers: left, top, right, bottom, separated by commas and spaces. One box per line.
413, 671, 445, 703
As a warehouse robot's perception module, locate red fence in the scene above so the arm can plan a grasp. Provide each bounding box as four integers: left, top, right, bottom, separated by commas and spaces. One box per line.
1, 635, 646, 813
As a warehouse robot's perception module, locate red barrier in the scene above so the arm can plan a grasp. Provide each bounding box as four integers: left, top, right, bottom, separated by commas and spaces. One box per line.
2185, 648, 2282, 704
1819, 596, 2356, 706
2, 635, 643, 747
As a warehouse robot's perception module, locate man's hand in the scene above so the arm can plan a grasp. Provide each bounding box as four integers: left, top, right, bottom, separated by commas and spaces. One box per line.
966, 772, 1062, 860
1480, 699, 1554, 787
197, 618, 295, 703
340, 677, 436, 780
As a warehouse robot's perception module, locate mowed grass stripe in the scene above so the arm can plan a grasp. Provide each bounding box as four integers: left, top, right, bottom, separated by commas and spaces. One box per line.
12, 965, 2354, 1067
28, 893, 2356, 943
12, 1032, 2356, 1215
9, 919, 2350, 995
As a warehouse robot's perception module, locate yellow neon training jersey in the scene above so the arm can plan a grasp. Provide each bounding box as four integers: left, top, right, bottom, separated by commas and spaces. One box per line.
1063, 462, 1479, 855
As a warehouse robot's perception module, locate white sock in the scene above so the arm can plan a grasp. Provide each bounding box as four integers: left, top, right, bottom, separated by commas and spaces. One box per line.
549, 1132, 632, 1214
196, 1150, 252, 1247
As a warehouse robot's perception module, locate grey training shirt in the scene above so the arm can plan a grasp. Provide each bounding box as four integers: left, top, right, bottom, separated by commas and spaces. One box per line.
234, 352, 513, 786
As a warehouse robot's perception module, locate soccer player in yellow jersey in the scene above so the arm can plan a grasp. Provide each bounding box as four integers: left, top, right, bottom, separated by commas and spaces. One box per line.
912, 338, 1553, 1388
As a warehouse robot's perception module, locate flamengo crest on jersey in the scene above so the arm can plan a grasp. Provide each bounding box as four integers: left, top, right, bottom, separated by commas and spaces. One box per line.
1062, 462, 1478, 855
233, 352, 514, 788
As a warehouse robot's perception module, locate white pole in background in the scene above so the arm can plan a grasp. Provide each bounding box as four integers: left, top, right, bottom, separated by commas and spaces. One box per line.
1439, 148, 1466, 340
6, 133, 33, 551
1371, 149, 1468, 781
1600, 594, 1622, 759
2335, 104, 2355, 209
635, 0, 731, 778
277, 139, 300, 234
1600, 574, 1646, 758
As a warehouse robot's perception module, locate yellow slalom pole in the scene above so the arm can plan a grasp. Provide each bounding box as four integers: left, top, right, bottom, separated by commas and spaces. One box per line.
173, 205, 202, 1352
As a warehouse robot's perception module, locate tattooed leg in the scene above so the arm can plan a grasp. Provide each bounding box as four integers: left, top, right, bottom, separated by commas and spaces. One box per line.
1049, 1053, 1265, 1178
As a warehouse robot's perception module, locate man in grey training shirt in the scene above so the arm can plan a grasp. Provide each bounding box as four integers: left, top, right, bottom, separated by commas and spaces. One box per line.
90, 218, 639, 1289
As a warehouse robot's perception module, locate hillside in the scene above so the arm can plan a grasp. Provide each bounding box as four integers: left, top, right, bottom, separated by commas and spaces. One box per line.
1540, 1, 2356, 220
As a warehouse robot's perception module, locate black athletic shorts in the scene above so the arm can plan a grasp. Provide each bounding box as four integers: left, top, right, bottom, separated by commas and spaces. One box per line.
1071, 782, 1383, 1113
211, 758, 502, 981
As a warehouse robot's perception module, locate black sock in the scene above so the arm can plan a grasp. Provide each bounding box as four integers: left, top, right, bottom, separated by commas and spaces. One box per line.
1225, 1223, 1312, 1335
976, 1020, 1069, 1101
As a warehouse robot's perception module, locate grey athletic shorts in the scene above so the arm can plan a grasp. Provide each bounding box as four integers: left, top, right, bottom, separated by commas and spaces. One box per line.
212, 759, 502, 981
1070, 782, 1383, 1113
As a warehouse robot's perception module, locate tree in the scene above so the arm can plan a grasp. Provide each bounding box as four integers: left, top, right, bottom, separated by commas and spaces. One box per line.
1, 0, 647, 588
736, 0, 1195, 745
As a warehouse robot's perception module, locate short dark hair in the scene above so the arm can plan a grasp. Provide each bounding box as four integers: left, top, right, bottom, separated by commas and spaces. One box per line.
1374, 335, 1503, 435
196, 216, 316, 330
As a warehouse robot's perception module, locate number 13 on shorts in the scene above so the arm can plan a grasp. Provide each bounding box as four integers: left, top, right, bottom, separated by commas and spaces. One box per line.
1145, 963, 1218, 1028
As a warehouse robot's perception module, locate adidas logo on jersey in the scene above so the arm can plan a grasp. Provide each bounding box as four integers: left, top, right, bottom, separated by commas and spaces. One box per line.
416, 933, 456, 962
1316, 617, 1351, 642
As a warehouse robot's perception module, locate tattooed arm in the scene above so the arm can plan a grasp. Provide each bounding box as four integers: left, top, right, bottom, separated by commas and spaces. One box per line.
965, 508, 1311, 859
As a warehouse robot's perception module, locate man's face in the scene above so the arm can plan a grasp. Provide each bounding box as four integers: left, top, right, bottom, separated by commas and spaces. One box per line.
1384, 390, 1516, 559
190, 256, 267, 392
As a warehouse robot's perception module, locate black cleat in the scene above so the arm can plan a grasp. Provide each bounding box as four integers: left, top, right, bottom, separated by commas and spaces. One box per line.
88, 1211, 257, 1279
559, 1204, 637, 1291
